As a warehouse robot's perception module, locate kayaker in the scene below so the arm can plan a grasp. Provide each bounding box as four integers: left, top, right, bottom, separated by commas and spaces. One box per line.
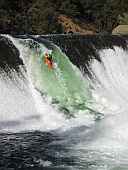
44, 53, 54, 69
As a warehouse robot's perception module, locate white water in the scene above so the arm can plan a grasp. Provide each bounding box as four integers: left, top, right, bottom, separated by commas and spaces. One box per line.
90, 46, 128, 114
0, 67, 95, 132
70, 46, 128, 169
1, 38, 128, 133
78, 46, 128, 148
1, 36, 128, 168
0, 36, 95, 132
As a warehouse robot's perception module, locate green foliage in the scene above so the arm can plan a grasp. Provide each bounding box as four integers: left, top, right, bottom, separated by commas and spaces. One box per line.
119, 13, 128, 24
0, 0, 127, 34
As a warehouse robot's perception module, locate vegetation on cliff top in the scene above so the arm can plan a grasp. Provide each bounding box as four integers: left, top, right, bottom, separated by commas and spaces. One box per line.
0, 0, 128, 34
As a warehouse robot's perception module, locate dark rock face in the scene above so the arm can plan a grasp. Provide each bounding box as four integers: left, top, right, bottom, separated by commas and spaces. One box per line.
0, 36, 22, 72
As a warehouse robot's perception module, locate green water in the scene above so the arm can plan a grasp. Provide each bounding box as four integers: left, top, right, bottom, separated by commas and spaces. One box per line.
24, 40, 92, 116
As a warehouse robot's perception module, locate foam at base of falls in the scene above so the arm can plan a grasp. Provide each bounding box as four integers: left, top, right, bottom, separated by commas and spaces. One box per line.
80, 46, 128, 154
1, 35, 128, 170
1, 35, 128, 135
0, 66, 95, 132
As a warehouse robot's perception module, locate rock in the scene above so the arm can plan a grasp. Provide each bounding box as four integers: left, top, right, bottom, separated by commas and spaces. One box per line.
112, 25, 128, 35
58, 14, 97, 34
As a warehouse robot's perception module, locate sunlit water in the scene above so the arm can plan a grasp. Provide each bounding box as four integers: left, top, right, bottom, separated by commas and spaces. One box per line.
0, 35, 128, 170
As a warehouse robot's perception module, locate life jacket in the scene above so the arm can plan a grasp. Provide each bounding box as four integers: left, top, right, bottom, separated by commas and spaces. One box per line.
44, 53, 54, 69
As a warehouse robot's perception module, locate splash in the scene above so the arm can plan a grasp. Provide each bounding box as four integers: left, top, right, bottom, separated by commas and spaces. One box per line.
0, 35, 96, 132
1, 35, 128, 169
9, 36, 93, 117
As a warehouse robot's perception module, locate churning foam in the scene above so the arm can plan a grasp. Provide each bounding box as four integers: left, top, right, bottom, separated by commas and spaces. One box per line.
79, 46, 128, 152
1, 35, 128, 138
90, 46, 128, 114
0, 35, 95, 132
1, 35, 128, 169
